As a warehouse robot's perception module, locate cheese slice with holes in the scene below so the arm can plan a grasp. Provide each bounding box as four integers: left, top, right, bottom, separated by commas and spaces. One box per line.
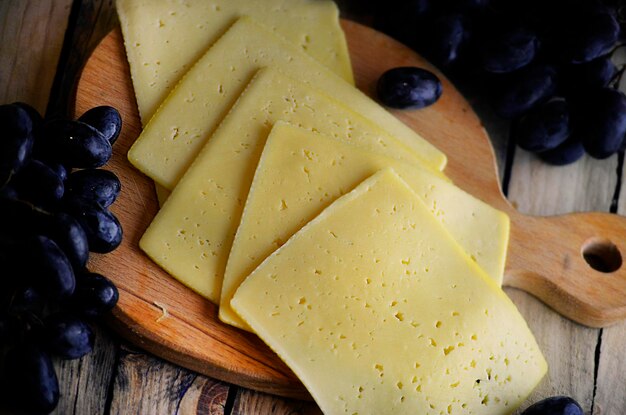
231, 169, 546, 415
139, 68, 426, 303
116, 0, 353, 122
127, 17, 446, 191
220, 122, 509, 329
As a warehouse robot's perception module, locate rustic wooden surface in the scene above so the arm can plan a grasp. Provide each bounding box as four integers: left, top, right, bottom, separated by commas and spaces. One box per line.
2, 0, 626, 414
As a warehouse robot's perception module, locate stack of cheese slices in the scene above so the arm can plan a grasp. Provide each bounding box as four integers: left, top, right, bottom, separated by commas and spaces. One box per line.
117, 1, 547, 413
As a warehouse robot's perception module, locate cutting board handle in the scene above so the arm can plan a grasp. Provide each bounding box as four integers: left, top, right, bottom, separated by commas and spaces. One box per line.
504, 210, 626, 327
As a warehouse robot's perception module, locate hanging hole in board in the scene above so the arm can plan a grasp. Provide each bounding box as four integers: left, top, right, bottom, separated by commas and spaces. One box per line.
581, 237, 622, 273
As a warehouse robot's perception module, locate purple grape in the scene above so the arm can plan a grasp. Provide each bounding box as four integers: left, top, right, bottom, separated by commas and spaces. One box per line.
45, 212, 90, 269
1, 344, 59, 413
72, 272, 119, 317
482, 26, 538, 73
493, 64, 558, 118
64, 196, 122, 253
12, 159, 64, 209
575, 88, 626, 159
44, 313, 94, 360
560, 6, 620, 64
516, 100, 570, 152
66, 168, 121, 208
0, 103, 34, 185
29, 235, 76, 300
42, 119, 112, 168
562, 56, 617, 93
78, 105, 122, 145
520, 396, 583, 415
539, 136, 585, 166
377, 67, 443, 109
427, 14, 469, 66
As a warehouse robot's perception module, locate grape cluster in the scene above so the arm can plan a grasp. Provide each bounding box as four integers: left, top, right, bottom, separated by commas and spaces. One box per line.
370, 0, 625, 165
0, 103, 123, 413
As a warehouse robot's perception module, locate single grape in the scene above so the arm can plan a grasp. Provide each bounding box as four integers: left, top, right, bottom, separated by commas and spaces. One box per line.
516, 100, 570, 152
377, 67, 443, 109
560, 6, 620, 64
44, 212, 90, 269
11, 159, 64, 209
539, 136, 585, 166
30, 235, 76, 299
13, 102, 43, 128
66, 169, 121, 208
520, 396, 583, 415
78, 105, 122, 145
64, 196, 123, 253
562, 55, 618, 97
43, 160, 69, 182
482, 26, 538, 73
44, 313, 94, 360
41, 119, 112, 168
72, 272, 119, 317
427, 14, 469, 66
493, 64, 558, 118
574, 88, 626, 159
1, 344, 59, 413
0, 103, 34, 185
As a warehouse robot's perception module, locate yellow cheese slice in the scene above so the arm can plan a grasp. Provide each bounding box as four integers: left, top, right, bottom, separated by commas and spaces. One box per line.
220, 122, 509, 329
139, 68, 426, 303
116, 0, 353, 122
231, 169, 546, 415
127, 17, 446, 191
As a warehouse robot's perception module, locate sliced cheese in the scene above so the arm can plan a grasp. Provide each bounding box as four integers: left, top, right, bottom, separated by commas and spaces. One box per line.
220, 122, 509, 329
116, 0, 353, 122
127, 17, 446, 191
231, 169, 546, 415
139, 68, 425, 303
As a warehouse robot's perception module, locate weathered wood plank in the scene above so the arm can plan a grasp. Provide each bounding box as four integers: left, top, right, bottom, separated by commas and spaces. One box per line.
108, 344, 229, 415
51, 326, 118, 415
231, 389, 322, 415
0, 0, 72, 113
505, 149, 615, 413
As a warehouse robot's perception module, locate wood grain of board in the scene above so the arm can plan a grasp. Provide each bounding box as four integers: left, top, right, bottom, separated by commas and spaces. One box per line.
74, 20, 626, 399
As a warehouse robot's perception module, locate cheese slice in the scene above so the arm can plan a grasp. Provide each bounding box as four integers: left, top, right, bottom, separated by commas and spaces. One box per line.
116, 0, 353, 122
127, 17, 446, 191
231, 169, 546, 415
220, 122, 509, 329
139, 68, 426, 303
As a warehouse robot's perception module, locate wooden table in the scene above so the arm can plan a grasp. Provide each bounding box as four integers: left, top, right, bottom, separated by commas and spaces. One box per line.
2, 1, 625, 414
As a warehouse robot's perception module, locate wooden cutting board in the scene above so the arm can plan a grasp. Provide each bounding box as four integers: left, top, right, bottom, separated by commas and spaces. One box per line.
74, 20, 626, 399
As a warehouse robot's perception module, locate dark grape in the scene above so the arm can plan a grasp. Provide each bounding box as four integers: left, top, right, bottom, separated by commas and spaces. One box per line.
1, 344, 59, 413
539, 136, 585, 166
66, 169, 121, 208
13, 102, 43, 128
0, 198, 50, 242
560, 6, 620, 64
30, 235, 76, 300
64, 197, 122, 253
493, 64, 558, 118
574, 88, 626, 159
0, 103, 34, 185
427, 14, 469, 66
72, 272, 119, 317
482, 26, 538, 73
516, 100, 570, 152
562, 56, 617, 93
42, 119, 112, 168
78, 105, 122, 145
43, 160, 69, 182
44, 212, 89, 269
377, 67, 442, 109
12, 159, 64, 209
44, 313, 94, 360
520, 396, 583, 415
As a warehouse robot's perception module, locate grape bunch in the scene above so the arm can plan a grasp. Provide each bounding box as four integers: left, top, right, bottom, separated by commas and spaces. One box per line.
369, 0, 626, 165
0, 102, 123, 413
